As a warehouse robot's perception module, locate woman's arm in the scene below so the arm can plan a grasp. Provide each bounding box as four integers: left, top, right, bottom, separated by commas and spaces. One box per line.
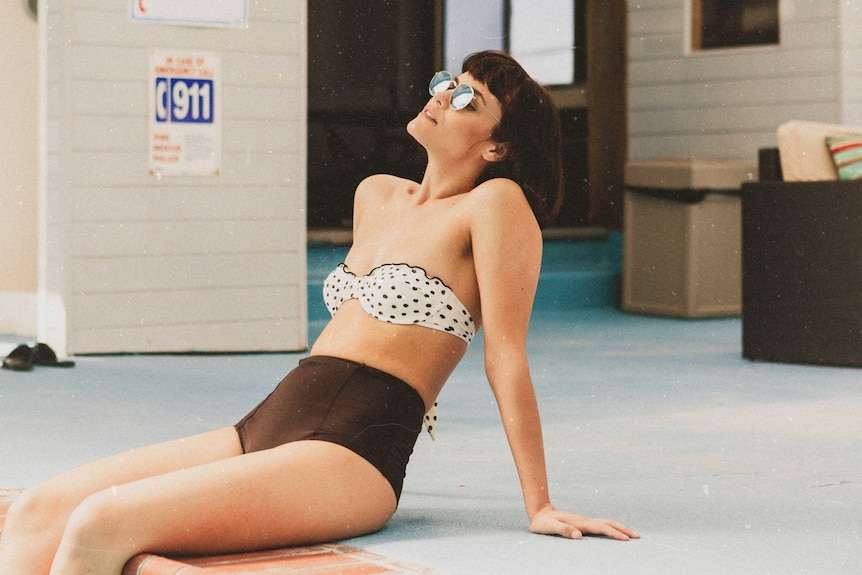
470, 180, 639, 541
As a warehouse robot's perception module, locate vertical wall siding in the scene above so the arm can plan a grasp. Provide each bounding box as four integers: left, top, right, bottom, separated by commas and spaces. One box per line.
43, 1, 307, 354
628, 0, 850, 163
41, 1, 71, 351
841, 1, 862, 124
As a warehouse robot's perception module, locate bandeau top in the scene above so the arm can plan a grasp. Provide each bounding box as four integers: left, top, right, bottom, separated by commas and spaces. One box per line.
323, 263, 475, 344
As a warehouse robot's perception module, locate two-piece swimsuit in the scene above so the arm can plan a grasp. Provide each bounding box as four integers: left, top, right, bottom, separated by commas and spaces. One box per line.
235, 263, 475, 503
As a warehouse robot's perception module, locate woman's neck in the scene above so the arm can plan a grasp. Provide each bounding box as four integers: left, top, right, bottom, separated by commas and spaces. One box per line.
414, 156, 485, 203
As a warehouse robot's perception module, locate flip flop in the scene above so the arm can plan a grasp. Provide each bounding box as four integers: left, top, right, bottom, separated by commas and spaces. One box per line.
31, 343, 75, 368
2, 344, 35, 371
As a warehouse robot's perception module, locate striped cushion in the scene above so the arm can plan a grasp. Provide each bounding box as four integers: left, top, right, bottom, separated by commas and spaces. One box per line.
826, 136, 862, 180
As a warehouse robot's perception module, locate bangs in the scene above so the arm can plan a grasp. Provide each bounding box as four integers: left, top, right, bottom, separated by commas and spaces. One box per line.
461, 51, 528, 106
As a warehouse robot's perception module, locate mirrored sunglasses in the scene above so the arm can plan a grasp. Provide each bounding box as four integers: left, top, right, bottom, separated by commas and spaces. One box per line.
428, 71, 501, 123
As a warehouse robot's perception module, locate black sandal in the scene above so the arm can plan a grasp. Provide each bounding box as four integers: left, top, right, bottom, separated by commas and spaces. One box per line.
31, 343, 75, 368
2, 343, 75, 371
2, 344, 35, 371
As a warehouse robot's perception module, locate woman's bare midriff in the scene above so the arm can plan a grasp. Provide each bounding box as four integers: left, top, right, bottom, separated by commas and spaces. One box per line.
310, 300, 469, 411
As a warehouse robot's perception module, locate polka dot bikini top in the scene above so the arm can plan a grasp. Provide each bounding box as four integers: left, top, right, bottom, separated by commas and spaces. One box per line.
323, 263, 475, 344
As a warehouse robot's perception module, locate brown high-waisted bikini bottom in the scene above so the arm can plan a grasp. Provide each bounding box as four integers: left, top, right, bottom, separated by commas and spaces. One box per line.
234, 355, 425, 503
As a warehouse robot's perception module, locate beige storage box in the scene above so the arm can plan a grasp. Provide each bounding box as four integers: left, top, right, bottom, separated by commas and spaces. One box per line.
622, 159, 755, 318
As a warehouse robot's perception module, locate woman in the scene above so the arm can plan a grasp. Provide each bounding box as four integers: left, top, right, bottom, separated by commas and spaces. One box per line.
0, 51, 638, 575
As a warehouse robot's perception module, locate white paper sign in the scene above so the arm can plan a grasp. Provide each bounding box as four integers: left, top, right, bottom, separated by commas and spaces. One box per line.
131, 0, 247, 27
148, 51, 221, 177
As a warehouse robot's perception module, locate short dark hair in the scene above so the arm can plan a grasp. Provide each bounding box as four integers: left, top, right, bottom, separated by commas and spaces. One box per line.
463, 51, 564, 228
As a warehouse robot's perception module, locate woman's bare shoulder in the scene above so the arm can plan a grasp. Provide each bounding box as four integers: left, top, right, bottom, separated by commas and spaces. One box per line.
472, 177, 523, 197
466, 178, 539, 229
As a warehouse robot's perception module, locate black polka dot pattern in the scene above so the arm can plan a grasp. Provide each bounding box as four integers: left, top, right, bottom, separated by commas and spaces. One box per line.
323, 263, 475, 344
423, 401, 439, 440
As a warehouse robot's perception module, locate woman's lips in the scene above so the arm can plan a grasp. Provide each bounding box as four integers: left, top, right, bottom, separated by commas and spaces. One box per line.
423, 109, 437, 123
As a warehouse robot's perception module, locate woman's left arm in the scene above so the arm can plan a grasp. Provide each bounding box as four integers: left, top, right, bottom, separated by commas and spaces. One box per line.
471, 181, 639, 541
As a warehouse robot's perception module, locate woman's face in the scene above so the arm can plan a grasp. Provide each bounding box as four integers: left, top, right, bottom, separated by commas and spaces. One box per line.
407, 72, 503, 159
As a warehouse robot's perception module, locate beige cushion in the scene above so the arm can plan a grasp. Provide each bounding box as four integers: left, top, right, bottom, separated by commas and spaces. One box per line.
777, 120, 862, 181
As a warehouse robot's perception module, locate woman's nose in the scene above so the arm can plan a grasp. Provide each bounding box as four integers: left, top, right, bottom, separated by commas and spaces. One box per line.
437, 86, 458, 108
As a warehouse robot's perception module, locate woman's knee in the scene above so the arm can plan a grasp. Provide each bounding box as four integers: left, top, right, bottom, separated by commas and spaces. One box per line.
45, 490, 143, 574
2, 485, 68, 538
59, 490, 127, 551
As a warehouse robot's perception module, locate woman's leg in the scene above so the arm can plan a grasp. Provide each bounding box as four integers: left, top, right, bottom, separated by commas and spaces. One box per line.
0, 426, 243, 575
48, 439, 397, 575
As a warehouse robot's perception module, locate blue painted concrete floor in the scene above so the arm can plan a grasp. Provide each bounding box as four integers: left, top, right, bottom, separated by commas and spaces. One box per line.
2, 308, 861, 574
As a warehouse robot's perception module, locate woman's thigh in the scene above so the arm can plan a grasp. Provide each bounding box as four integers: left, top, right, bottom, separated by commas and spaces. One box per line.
70, 439, 397, 557
0, 427, 244, 574
28, 426, 243, 512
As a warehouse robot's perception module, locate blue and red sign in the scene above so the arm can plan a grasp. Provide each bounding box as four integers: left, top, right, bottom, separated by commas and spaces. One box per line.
154, 77, 214, 123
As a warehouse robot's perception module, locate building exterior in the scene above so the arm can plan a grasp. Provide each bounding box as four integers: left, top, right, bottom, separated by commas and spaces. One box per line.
1, 1, 307, 354
629, 0, 862, 161
3, 0, 861, 352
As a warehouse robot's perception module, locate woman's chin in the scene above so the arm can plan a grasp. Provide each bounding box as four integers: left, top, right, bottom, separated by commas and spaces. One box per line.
405, 117, 426, 145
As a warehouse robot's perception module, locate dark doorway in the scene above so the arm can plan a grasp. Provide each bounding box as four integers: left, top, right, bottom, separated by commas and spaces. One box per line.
307, 1, 604, 230
307, 1, 436, 229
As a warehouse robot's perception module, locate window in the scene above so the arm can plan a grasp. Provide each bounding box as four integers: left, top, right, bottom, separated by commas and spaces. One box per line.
444, 0, 582, 87
443, 0, 506, 73
509, 0, 575, 86
692, 0, 779, 51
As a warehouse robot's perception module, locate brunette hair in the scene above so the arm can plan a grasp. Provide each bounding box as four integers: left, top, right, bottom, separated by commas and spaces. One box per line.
463, 51, 564, 227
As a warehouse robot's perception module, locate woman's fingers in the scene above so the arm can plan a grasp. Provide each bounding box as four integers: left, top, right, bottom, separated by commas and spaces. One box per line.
530, 507, 640, 541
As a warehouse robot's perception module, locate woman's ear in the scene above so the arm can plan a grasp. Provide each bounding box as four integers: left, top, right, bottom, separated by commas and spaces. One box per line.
482, 142, 508, 163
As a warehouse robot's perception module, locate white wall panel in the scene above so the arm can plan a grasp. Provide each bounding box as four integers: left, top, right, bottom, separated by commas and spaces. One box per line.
69, 188, 302, 223
73, 253, 298, 295
72, 286, 299, 330
42, 0, 307, 354
71, 319, 305, 355
70, 221, 301, 257
628, 0, 855, 164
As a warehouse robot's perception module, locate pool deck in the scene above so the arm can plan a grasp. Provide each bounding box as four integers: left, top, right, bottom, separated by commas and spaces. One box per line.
2, 307, 861, 573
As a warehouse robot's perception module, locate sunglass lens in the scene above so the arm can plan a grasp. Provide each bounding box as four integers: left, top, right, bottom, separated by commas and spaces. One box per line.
450, 84, 474, 110
429, 71, 453, 95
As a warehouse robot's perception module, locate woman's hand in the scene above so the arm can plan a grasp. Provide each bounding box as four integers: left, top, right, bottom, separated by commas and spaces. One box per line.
529, 504, 640, 541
